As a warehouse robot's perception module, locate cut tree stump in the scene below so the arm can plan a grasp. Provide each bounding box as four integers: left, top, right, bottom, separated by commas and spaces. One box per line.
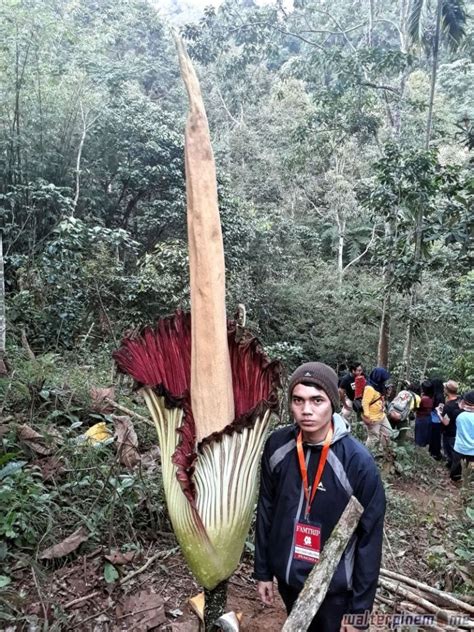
281, 495, 364, 632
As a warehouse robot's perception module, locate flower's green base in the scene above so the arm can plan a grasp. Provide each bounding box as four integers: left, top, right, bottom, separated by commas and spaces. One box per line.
143, 389, 272, 589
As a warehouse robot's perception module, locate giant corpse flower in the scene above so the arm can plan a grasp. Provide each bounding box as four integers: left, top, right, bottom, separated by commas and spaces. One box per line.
113, 37, 281, 593
113, 312, 280, 589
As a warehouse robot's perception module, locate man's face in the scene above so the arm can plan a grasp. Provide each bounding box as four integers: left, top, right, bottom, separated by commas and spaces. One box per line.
352, 365, 363, 377
291, 383, 333, 442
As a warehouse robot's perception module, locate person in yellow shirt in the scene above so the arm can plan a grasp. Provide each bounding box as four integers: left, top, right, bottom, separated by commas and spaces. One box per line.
362, 367, 392, 449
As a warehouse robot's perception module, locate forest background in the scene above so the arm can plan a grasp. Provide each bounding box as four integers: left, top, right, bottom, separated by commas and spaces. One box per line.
1, 0, 473, 389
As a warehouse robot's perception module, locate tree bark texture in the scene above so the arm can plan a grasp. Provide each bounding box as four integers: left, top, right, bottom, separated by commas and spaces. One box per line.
0, 232, 6, 375
425, 0, 442, 149
281, 495, 364, 632
401, 288, 416, 382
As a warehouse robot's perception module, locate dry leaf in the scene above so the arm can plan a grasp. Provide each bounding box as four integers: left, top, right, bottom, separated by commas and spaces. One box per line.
33, 456, 65, 481
113, 416, 140, 469
17, 424, 52, 456
170, 622, 200, 632
104, 549, 139, 565
90, 386, 115, 413
140, 446, 161, 474
39, 526, 88, 560
115, 589, 166, 631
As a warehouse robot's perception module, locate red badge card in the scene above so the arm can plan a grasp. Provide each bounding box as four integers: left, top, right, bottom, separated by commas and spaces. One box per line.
293, 522, 321, 563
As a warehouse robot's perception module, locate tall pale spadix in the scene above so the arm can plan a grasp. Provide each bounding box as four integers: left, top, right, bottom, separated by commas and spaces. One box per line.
113, 38, 281, 591
176, 35, 234, 443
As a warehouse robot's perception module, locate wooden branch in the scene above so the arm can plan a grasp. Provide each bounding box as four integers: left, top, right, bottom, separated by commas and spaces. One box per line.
64, 590, 100, 610
282, 495, 364, 631
21, 328, 36, 361
379, 569, 474, 615
119, 547, 178, 586
298, 23, 366, 37
215, 84, 241, 127
31, 566, 48, 623
361, 81, 401, 95
104, 398, 155, 429
63, 548, 178, 610
378, 578, 474, 627
72, 101, 87, 215
342, 223, 378, 275
308, 8, 356, 51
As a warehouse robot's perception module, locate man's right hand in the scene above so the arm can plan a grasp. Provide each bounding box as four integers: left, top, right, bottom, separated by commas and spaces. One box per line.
257, 580, 274, 606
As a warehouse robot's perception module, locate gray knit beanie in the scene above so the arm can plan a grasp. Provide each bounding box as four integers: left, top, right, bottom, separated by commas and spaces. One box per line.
288, 362, 340, 411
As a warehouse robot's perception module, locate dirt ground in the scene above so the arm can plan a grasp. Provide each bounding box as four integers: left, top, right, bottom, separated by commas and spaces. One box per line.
3, 546, 287, 631
2, 457, 471, 631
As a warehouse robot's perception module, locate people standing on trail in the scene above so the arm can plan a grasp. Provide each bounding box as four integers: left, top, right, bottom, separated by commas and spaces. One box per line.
361, 368, 392, 449
450, 390, 474, 482
254, 362, 385, 632
440, 380, 461, 470
428, 378, 445, 461
339, 362, 364, 423
415, 380, 434, 448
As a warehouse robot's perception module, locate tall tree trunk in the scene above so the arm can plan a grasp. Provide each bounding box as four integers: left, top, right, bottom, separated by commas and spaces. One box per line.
377, 294, 390, 368
72, 101, 87, 216
367, 0, 375, 47
425, 0, 442, 149
336, 213, 345, 285
0, 233, 7, 375
401, 290, 416, 382
377, 221, 393, 368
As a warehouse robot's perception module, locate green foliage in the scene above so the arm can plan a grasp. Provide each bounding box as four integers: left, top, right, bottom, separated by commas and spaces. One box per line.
104, 562, 119, 583
0, 0, 472, 376
452, 350, 474, 390
0, 349, 167, 559
0, 466, 57, 545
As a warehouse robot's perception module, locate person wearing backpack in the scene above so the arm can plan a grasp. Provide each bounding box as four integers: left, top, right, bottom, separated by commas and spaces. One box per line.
441, 380, 461, 469
361, 368, 392, 449
387, 389, 415, 431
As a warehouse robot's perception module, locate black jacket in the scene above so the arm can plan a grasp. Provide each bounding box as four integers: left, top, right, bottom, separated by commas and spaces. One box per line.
254, 414, 385, 615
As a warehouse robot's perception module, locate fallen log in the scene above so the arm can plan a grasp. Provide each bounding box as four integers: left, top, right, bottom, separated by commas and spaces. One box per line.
375, 594, 398, 607
380, 568, 474, 615
378, 577, 474, 628
281, 495, 364, 632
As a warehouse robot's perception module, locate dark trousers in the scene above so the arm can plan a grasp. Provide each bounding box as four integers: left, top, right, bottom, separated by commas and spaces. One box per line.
450, 451, 474, 481
442, 434, 455, 467
429, 423, 442, 459
415, 416, 431, 447
278, 580, 351, 632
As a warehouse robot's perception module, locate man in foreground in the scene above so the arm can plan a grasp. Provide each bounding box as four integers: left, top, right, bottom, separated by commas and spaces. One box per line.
254, 362, 385, 631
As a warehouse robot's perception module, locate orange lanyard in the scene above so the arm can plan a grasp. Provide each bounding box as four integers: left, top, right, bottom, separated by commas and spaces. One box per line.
296, 424, 333, 518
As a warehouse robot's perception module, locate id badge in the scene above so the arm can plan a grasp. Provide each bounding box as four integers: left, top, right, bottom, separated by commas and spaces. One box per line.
293, 520, 321, 564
